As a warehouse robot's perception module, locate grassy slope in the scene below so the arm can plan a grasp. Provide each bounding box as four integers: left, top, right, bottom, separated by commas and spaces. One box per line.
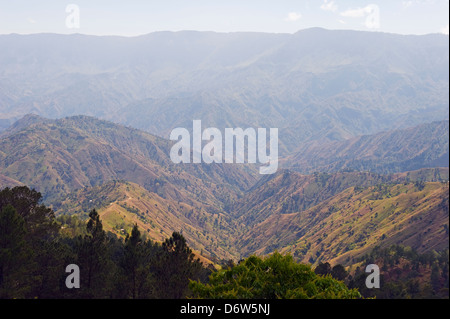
57, 180, 244, 261
0, 115, 259, 261
232, 168, 449, 227
239, 181, 449, 266
0, 174, 23, 188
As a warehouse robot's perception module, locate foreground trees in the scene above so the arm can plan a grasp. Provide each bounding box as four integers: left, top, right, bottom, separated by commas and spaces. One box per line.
189, 252, 361, 299
0, 187, 62, 298
0, 205, 31, 298
0, 186, 209, 299
75, 209, 113, 298
1, 186, 361, 299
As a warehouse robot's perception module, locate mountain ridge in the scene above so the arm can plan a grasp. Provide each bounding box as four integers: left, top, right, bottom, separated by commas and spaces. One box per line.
284, 120, 449, 174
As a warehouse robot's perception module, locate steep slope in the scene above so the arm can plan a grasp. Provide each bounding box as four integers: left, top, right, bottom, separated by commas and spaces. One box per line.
0, 174, 23, 188
238, 181, 449, 265
230, 167, 449, 227
56, 180, 242, 260
231, 170, 391, 226
0, 115, 261, 260
1, 115, 448, 263
0, 115, 256, 208
285, 120, 449, 174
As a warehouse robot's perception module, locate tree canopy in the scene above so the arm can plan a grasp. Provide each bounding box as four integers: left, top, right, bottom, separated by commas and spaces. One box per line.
189, 252, 361, 299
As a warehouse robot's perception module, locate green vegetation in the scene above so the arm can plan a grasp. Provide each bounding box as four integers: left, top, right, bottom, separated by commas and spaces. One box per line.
190, 252, 360, 299
312, 245, 449, 299
56, 180, 243, 261
0, 186, 209, 299
1, 115, 448, 267
0, 116, 256, 260
1, 31, 448, 301
1, 185, 363, 299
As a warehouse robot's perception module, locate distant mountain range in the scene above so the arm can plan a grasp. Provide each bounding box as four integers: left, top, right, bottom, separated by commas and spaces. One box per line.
1, 29, 448, 155
0, 115, 448, 262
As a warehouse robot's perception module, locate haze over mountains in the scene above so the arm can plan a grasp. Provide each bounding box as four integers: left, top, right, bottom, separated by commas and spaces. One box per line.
285, 120, 449, 174
0, 28, 448, 269
0, 28, 448, 155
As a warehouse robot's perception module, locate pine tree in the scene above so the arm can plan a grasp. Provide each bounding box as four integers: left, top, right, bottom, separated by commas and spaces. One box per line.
75, 209, 111, 298
156, 232, 203, 298
0, 205, 33, 298
0, 186, 58, 241
118, 224, 154, 299
331, 264, 348, 281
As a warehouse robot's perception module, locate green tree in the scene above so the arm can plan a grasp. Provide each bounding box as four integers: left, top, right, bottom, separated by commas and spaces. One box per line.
0, 186, 58, 241
31, 240, 74, 299
117, 224, 154, 299
0, 187, 69, 298
314, 262, 332, 276
331, 264, 348, 281
190, 252, 360, 299
431, 263, 441, 292
75, 209, 112, 298
155, 232, 204, 298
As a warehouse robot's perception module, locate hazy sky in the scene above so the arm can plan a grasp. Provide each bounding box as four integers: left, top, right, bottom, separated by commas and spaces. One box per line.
0, 0, 448, 36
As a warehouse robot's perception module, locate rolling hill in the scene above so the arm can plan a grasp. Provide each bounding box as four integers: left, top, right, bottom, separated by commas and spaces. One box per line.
0, 174, 23, 188
1, 27, 448, 299
230, 167, 449, 227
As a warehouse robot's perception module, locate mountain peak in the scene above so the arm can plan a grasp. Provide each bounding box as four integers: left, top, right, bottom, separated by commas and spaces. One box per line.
0, 113, 50, 138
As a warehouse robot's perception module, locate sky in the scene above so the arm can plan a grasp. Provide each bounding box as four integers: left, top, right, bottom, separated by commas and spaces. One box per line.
0, 0, 448, 36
